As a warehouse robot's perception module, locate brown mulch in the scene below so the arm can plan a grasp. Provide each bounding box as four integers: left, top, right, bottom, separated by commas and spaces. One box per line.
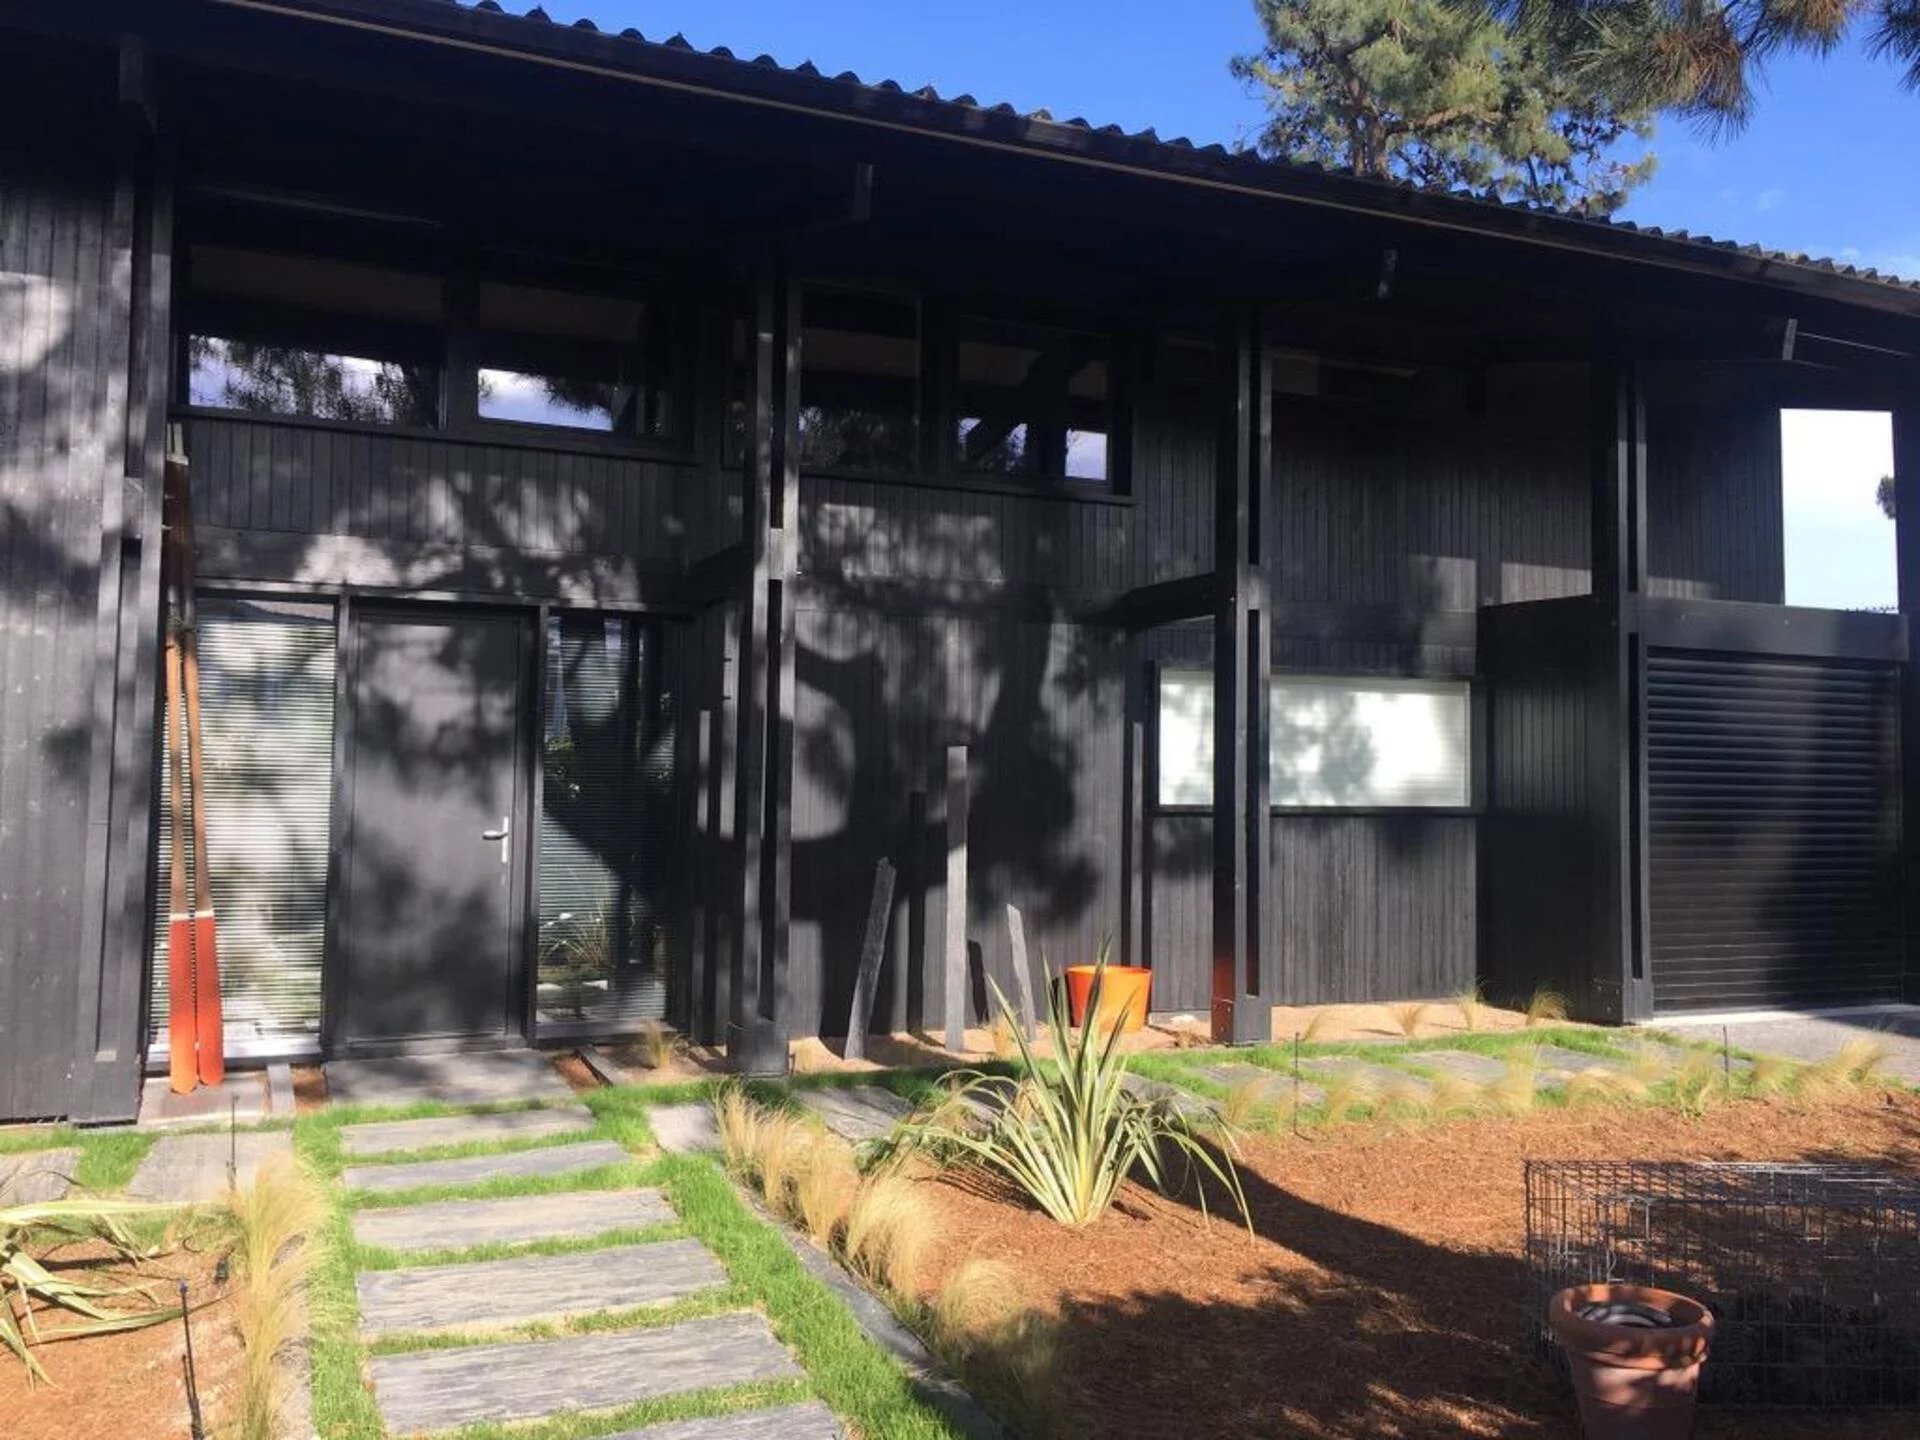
0, 1243, 244, 1440
290, 1063, 328, 1114
551, 1051, 603, 1093
904, 1088, 1920, 1440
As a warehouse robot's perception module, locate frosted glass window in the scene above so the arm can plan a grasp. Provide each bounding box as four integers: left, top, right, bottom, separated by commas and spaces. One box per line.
1157, 671, 1471, 809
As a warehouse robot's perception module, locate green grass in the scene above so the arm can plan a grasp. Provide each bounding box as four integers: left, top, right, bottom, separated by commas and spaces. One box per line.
352, 1220, 688, 1272
0, 1123, 155, 1192
294, 1083, 966, 1440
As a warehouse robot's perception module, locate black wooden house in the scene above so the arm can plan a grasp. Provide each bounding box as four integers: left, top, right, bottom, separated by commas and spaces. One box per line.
4, 0, 1917, 1122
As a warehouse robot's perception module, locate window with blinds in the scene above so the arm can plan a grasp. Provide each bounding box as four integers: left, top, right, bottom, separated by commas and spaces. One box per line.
150, 597, 336, 1057
536, 614, 675, 1034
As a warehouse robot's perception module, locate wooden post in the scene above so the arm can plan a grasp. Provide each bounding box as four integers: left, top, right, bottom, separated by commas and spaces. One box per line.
944, 745, 969, 1052
906, 787, 927, 1033
843, 859, 897, 1062
1006, 903, 1039, 1039
1211, 307, 1272, 1046
1894, 399, 1920, 1004
1123, 661, 1150, 968
1587, 361, 1649, 1024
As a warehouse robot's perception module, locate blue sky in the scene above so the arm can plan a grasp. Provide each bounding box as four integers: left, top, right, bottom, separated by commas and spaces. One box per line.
566, 0, 1910, 606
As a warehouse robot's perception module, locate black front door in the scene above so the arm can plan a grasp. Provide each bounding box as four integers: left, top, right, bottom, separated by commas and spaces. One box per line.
340, 607, 527, 1049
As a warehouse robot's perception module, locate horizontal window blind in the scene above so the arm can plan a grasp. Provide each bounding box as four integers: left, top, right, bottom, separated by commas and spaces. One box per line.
151, 597, 335, 1055
536, 615, 675, 1033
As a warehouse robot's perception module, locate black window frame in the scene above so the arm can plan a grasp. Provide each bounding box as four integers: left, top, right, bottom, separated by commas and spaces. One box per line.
945, 309, 1127, 494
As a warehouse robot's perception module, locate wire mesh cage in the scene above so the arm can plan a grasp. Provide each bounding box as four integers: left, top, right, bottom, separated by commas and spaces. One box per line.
1525, 1161, 1920, 1408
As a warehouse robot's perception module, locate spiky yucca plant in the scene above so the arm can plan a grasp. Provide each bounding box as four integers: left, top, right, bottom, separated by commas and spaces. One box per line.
1, 1196, 179, 1383
893, 960, 1250, 1229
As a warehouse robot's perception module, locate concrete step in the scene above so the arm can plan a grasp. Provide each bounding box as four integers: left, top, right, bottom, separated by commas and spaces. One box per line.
368, 1311, 801, 1435
341, 1104, 594, 1158
344, 1138, 630, 1195
351, 1187, 672, 1254
356, 1238, 722, 1336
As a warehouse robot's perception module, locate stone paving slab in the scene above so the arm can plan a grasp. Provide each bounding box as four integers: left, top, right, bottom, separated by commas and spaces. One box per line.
357, 1238, 721, 1336
0, 1148, 77, 1203
650, 1102, 720, 1154
1299, 1059, 1432, 1098
793, 1086, 914, 1142
351, 1188, 673, 1254
368, 1311, 801, 1435
344, 1138, 629, 1194
606, 1402, 844, 1439
325, 1050, 574, 1108
138, 1071, 270, 1128
1192, 1064, 1324, 1107
341, 1104, 594, 1158
1403, 1051, 1510, 1085
128, 1132, 294, 1202
1634, 1042, 1753, 1074
1119, 1073, 1215, 1117
1531, 1046, 1632, 1077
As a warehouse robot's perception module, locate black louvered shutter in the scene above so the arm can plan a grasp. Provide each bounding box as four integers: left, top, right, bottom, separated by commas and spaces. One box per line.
1647, 651, 1902, 1012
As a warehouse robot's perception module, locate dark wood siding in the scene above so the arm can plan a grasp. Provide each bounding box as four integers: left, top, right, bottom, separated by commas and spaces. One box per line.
789, 606, 1125, 1037
1647, 404, 1784, 603
0, 46, 159, 1123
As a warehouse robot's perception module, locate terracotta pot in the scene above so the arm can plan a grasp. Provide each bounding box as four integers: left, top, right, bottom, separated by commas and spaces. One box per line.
1064, 965, 1152, 1033
1548, 1283, 1715, 1440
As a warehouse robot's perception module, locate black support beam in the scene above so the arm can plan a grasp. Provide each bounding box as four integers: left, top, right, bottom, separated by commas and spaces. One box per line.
1895, 393, 1920, 1004
1210, 307, 1272, 1045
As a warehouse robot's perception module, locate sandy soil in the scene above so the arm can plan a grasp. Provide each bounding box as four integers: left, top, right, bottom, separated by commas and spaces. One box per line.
0, 1242, 244, 1440
901, 1087, 1920, 1439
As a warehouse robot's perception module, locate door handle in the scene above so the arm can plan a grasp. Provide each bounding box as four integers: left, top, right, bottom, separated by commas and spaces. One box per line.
482, 816, 510, 865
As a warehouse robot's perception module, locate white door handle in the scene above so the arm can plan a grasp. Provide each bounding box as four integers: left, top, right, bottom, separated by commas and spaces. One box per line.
482, 816, 510, 865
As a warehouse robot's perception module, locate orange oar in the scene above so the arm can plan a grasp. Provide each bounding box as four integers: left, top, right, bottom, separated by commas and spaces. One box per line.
164, 612, 197, 1094
180, 606, 224, 1086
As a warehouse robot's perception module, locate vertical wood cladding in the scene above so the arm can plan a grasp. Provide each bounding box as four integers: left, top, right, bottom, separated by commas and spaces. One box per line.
1645, 404, 1785, 603
0, 65, 146, 1121
788, 606, 1125, 1038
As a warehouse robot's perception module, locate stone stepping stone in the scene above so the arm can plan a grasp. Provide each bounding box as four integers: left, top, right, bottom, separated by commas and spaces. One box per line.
0, 1148, 77, 1203
1404, 1051, 1509, 1085
605, 1402, 844, 1439
1119, 1073, 1215, 1118
1191, 1064, 1324, 1108
352, 1188, 673, 1254
1633, 1042, 1753, 1074
344, 1138, 629, 1195
368, 1311, 800, 1435
128, 1132, 293, 1203
341, 1104, 594, 1158
356, 1238, 721, 1336
650, 1103, 720, 1155
793, 1086, 913, 1143
1299, 1059, 1431, 1099
1531, 1047, 1631, 1078
326, 1049, 574, 1108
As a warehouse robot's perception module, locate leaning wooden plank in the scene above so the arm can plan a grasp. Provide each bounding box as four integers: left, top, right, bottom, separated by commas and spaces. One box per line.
1005, 903, 1038, 1040
843, 858, 896, 1062
356, 1239, 720, 1336
368, 1312, 801, 1436
943, 746, 969, 1052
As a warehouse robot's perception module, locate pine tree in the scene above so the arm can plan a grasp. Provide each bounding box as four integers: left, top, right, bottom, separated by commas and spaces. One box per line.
1235, 0, 1657, 215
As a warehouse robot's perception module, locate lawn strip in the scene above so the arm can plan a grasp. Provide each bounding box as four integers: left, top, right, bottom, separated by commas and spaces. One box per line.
363, 1282, 756, 1356
437, 1377, 817, 1440
657, 1151, 966, 1440
345, 1161, 652, 1208
352, 1220, 688, 1272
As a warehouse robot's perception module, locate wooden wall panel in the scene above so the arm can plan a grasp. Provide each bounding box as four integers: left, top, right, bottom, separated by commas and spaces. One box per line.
788, 607, 1125, 1038
0, 96, 132, 1120
1646, 404, 1785, 603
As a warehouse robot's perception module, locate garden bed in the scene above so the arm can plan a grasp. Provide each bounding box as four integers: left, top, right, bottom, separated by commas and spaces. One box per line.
896, 1088, 1920, 1439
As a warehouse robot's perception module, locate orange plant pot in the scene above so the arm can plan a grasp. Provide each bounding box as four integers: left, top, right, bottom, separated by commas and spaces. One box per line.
1064, 965, 1152, 1033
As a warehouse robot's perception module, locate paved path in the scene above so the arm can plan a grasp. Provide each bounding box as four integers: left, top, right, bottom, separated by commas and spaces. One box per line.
1663, 1009, 1920, 1083
325, 1050, 576, 1107
651, 1102, 720, 1154
128, 1132, 294, 1202
336, 1107, 840, 1438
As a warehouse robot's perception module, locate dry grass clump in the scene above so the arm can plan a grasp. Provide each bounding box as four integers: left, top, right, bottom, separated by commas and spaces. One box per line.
843, 1175, 934, 1298
1489, 1049, 1541, 1113
792, 1143, 859, 1249
222, 1154, 325, 1440
1670, 1050, 1729, 1115
1378, 1075, 1432, 1117
634, 1019, 676, 1071
714, 1086, 767, 1183
1318, 1066, 1375, 1123
1452, 988, 1485, 1034
929, 1259, 1063, 1432
1426, 1071, 1482, 1118
1564, 1068, 1637, 1107
1388, 1002, 1432, 1039
1524, 987, 1569, 1028
1746, 1052, 1800, 1095
1627, 1044, 1675, 1093
1217, 1077, 1277, 1133
989, 1013, 1020, 1061
1798, 1037, 1890, 1100
1299, 1008, 1335, 1044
